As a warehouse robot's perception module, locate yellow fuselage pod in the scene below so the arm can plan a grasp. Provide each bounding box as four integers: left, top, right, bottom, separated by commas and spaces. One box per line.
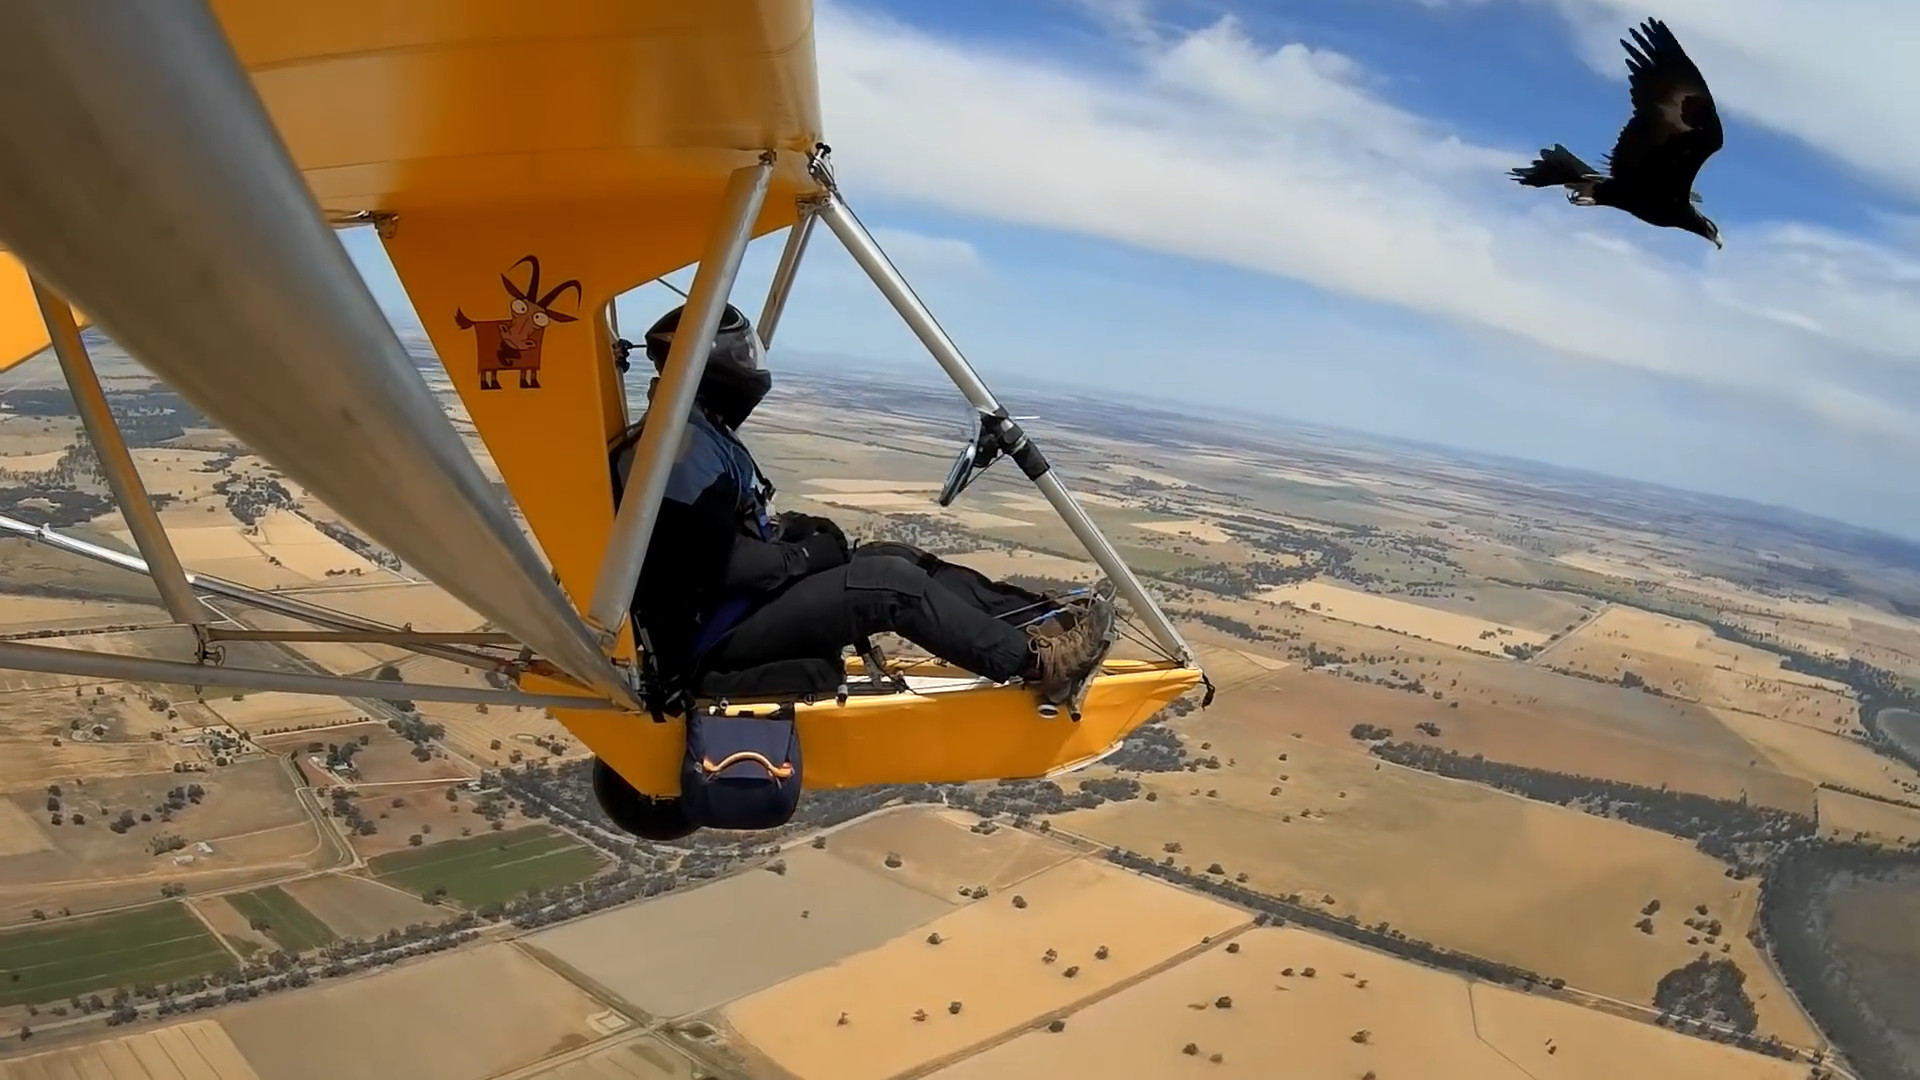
536, 660, 1202, 795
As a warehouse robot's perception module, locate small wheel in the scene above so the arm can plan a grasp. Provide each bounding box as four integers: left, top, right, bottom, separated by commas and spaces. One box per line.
591, 757, 697, 842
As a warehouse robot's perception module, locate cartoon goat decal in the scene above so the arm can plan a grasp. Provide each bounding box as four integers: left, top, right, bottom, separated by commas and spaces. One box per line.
454, 256, 582, 390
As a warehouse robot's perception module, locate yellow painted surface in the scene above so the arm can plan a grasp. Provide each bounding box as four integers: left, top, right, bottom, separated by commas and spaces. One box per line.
214, 0, 823, 216
6, 1, 822, 363
0, 250, 92, 371
381, 197, 805, 659
540, 661, 1201, 797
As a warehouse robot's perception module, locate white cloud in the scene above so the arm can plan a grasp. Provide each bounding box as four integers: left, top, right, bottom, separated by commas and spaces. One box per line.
810, 1, 1920, 442
868, 227, 984, 274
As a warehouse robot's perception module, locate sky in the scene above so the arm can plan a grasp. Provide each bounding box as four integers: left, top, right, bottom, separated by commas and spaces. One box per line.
342, 0, 1920, 539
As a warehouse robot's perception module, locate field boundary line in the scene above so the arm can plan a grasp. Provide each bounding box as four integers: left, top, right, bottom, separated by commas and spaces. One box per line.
1466, 981, 1542, 1079
183, 896, 246, 964
886, 919, 1257, 1080
512, 939, 648, 1022
1527, 601, 1610, 664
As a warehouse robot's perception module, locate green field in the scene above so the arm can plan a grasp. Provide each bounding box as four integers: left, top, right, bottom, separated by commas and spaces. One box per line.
0, 902, 233, 1007
226, 886, 337, 954
366, 824, 604, 908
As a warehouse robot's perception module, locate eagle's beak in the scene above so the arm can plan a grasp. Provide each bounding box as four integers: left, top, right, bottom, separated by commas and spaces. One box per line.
1713, 237, 1724, 250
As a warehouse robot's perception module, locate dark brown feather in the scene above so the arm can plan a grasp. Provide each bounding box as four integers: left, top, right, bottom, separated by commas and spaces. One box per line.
1603, 19, 1724, 195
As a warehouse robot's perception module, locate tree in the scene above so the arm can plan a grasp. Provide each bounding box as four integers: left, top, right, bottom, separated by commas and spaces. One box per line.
408, 834, 423, 847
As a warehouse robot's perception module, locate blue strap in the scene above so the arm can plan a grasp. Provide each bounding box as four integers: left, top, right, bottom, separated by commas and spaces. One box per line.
689, 594, 755, 662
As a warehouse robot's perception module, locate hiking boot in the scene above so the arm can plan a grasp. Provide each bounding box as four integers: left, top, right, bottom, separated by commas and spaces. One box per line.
1025, 595, 1115, 703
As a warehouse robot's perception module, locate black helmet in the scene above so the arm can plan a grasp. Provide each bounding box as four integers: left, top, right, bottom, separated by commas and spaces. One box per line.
643, 302, 771, 428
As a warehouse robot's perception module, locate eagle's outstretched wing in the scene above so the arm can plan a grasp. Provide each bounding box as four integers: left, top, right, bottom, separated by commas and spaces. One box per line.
1603, 19, 1724, 195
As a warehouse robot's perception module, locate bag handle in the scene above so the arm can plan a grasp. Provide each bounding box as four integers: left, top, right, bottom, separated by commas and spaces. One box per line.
701, 750, 795, 779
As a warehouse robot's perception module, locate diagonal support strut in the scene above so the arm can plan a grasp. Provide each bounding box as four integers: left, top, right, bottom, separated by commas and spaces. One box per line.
32, 281, 211, 630
587, 152, 776, 641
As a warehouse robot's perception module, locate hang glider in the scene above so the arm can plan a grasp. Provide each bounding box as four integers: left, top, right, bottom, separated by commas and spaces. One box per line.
0, 1, 1206, 839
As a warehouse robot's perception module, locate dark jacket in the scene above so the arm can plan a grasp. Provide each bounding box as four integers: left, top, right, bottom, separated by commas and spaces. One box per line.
611, 407, 819, 679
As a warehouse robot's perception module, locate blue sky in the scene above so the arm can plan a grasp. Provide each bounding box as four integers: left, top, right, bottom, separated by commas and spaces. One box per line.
344, 0, 1920, 538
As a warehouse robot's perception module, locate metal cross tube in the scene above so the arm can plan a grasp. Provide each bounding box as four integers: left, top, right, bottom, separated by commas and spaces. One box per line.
587, 153, 775, 639
0, 639, 621, 711
32, 281, 210, 629
757, 205, 819, 349
813, 192, 1193, 665
0, 513, 514, 672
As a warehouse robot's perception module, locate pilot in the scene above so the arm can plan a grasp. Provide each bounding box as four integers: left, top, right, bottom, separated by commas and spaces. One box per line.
611, 301, 1114, 705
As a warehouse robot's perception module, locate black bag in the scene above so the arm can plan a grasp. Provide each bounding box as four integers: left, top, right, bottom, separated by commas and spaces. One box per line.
681, 704, 803, 830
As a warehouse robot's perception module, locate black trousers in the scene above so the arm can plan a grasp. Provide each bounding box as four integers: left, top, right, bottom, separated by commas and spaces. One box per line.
699, 542, 1045, 683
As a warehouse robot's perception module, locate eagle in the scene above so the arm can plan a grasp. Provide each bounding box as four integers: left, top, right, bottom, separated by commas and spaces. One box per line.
1510, 18, 1725, 248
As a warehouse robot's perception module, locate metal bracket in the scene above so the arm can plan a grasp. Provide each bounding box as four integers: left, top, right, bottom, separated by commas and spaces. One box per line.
939, 409, 1015, 507
331, 209, 399, 240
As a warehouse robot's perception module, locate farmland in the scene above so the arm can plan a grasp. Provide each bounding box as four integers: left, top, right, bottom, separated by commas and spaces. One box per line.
0, 756, 328, 926
223, 886, 337, 954
528, 844, 950, 1019
0, 1019, 262, 1079
366, 824, 604, 908
926, 927, 1806, 1080
820, 807, 1079, 902
1057, 722, 1817, 1044
722, 857, 1250, 1080
0, 364, 1916, 1079
0, 903, 230, 1007
278, 873, 454, 939
218, 943, 603, 1080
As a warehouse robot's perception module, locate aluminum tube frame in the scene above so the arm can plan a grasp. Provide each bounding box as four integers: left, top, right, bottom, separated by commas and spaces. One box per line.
0, 639, 620, 711
813, 193, 1193, 666
0, 3, 636, 709
757, 204, 819, 349
204, 629, 520, 647
0, 513, 515, 672
587, 153, 775, 638
32, 282, 209, 629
